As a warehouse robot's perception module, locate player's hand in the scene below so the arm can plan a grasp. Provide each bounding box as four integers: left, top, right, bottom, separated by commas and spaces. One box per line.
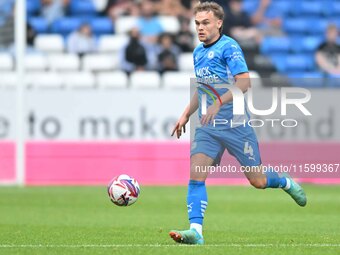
171, 115, 189, 139
201, 102, 221, 126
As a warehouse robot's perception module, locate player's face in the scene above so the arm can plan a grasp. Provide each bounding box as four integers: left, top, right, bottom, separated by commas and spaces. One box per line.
195, 11, 222, 44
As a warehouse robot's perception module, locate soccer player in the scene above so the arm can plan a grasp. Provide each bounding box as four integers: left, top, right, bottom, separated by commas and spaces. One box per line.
169, 2, 307, 245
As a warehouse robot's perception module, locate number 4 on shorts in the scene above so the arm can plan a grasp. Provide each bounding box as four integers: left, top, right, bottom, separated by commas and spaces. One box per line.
244, 141, 254, 156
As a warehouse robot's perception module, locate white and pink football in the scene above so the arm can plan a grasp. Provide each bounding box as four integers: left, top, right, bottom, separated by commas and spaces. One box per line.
107, 174, 140, 206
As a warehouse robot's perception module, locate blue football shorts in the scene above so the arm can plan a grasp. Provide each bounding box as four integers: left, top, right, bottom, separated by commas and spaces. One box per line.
190, 125, 262, 167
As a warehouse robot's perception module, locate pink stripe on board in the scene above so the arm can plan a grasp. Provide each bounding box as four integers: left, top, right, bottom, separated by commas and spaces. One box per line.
25, 142, 340, 185
0, 142, 15, 181
1, 141, 340, 185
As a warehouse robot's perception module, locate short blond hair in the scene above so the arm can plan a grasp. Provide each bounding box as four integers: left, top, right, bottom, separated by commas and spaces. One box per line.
193, 1, 224, 33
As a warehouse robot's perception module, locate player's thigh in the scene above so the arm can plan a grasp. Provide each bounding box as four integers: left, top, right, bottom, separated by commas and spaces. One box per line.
190, 128, 224, 181
223, 126, 266, 188
190, 153, 215, 181
222, 126, 261, 165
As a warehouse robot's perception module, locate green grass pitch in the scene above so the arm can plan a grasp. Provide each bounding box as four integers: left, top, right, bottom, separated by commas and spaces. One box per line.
0, 185, 339, 255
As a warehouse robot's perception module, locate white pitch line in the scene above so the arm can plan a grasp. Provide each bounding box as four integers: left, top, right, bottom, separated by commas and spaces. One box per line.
0, 244, 340, 248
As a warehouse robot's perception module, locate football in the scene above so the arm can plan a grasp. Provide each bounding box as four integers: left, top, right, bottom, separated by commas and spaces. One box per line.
107, 174, 140, 206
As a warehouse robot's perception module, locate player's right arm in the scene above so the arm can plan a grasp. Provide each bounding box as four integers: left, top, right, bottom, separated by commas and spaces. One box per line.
171, 89, 198, 139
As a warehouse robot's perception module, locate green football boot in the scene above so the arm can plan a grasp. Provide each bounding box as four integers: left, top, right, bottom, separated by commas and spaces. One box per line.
169, 228, 204, 245
282, 173, 307, 207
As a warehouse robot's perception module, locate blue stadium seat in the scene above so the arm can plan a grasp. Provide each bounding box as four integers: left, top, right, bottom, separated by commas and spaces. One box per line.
242, 0, 259, 15
310, 18, 328, 35
270, 54, 287, 72
288, 72, 325, 88
90, 18, 114, 35
261, 37, 291, 54
265, 1, 292, 17
51, 18, 82, 36
291, 36, 323, 53
283, 18, 309, 34
69, 0, 96, 16
26, 0, 40, 16
327, 74, 340, 87
299, 1, 324, 16
29, 17, 49, 34
325, 1, 340, 16
284, 18, 328, 35
285, 54, 315, 72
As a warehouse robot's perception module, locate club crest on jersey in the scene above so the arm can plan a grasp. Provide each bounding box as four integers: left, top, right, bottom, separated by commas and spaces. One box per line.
207, 51, 214, 59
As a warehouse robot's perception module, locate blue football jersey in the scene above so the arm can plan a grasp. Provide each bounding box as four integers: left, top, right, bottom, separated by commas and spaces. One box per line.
193, 35, 249, 129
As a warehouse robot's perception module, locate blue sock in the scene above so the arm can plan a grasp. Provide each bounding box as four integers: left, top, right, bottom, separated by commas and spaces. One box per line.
265, 169, 287, 188
187, 180, 207, 225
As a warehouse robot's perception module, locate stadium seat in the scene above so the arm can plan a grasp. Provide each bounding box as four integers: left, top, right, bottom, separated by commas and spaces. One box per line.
292, 1, 324, 16
48, 54, 80, 71
178, 53, 194, 71
26, 0, 40, 16
310, 19, 328, 35
242, 0, 259, 15
0, 72, 16, 87
162, 71, 194, 89
96, 71, 129, 89
285, 55, 315, 72
291, 36, 323, 53
115, 16, 138, 34
82, 54, 118, 71
284, 18, 328, 35
51, 18, 82, 36
130, 71, 161, 89
261, 37, 291, 54
62, 72, 95, 88
0, 53, 14, 71
315, 0, 340, 17
24, 54, 48, 71
265, 1, 291, 17
97, 35, 128, 52
327, 74, 340, 87
34, 34, 65, 53
90, 18, 114, 35
270, 54, 287, 73
28, 72, 64, 88
69, 0, 96, 16
283, 18, 309, 35
288, 72, 325, 88
29, 17, 49, 33
159, 16, 180, 34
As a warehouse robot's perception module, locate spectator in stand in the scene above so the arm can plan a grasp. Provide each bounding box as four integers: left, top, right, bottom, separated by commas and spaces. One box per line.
137, 0, 163, 45
27, 23, 37, 47
105, 0, 139, 20
251, 0, 282, 36
176, 18, 195, 52
316, 24, 340, 75
40, 0, 70, 25
120, 28, 148, 74
0, 0, 14, 48
223, 0, 260, 44
157, 33, 181, 73
67, 23, 96, 56
156, 0, 186, 18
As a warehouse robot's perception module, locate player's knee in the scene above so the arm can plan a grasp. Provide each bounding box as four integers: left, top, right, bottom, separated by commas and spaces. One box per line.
190, 165, 207, 182
248, 177, 267, 189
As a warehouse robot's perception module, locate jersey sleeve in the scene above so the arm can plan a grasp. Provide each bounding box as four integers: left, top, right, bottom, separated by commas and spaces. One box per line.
222, 42, 249, 76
